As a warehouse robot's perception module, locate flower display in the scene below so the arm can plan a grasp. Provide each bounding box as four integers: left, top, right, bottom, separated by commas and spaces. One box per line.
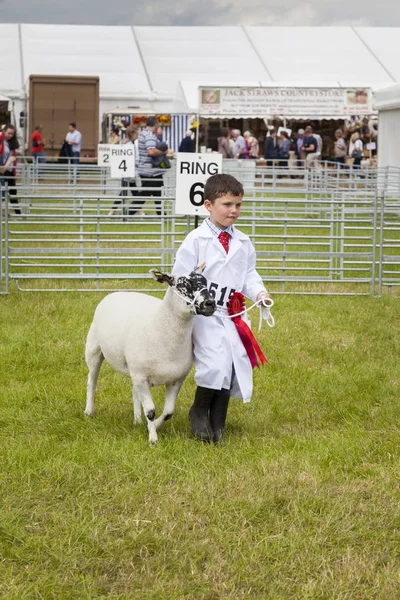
156, 114, 171, 126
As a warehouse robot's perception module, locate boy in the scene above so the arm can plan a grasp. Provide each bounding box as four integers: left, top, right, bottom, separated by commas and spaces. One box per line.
172, 173, 272, 443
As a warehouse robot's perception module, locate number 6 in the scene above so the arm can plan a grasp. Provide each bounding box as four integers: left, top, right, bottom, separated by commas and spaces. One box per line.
189, 182, 204, 206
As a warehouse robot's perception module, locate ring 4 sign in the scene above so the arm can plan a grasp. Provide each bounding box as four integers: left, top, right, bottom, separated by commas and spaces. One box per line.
175, 153, 222, 216
97, 144, 135, 179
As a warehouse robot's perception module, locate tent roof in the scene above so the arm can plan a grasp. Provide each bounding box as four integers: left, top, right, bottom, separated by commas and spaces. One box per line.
374, 83, 400, 111
134, 26, 271, 95
1, 25, 400, 104
20, 24, 152, 98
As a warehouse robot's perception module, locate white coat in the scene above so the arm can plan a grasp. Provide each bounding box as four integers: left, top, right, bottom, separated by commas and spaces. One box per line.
172, 220, 267, 402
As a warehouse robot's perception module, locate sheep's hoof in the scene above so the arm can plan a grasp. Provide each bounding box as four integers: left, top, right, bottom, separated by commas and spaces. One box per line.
84, 409, 94, 417
134, 415, 142, 425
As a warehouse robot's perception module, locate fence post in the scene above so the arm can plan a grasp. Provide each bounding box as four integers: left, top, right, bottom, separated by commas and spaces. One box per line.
3, 184, 10, 294
0, 186, 3, 294
378, 191, 385, 297
371, 190, 378, 296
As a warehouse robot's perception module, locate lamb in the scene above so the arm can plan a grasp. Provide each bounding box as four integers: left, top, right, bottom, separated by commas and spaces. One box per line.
84, 266, 216, 444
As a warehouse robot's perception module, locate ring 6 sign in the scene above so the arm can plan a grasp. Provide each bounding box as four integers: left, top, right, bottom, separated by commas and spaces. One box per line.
175, 152, 222, 216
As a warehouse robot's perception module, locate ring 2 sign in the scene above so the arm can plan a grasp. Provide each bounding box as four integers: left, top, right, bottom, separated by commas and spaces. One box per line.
175, 153, 222, 216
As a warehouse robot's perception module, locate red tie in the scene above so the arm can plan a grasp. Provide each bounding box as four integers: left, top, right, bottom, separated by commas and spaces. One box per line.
219, 231, 230, 254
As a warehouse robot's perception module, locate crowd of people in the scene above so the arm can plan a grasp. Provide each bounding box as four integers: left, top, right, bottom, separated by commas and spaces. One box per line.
0, 115, 372, 217
215, 125, 368, 169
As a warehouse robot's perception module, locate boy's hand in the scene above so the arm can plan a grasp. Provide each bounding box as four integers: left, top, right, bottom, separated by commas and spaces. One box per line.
257, 291, 273, 308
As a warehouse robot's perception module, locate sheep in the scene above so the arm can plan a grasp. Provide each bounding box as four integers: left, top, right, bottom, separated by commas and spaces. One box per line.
84, 266, 216, 444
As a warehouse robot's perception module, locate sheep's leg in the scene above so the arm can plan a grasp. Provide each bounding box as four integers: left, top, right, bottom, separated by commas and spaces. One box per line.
154, 380, 183, 431
84, 349, 104, 416
133, 379, 157, 444
132, 386, 142, 425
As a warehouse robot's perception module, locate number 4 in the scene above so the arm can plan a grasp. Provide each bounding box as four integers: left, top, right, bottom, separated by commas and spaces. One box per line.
119, 160, 127, 172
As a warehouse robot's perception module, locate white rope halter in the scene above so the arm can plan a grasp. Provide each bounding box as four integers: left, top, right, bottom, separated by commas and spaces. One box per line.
174, 286, 275, 331
173, 286, 210, 313
217, 297, 275, 332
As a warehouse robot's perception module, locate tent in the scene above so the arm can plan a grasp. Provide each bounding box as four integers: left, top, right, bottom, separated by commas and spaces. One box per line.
374, 83, 400, 169
2, 23, 400, 146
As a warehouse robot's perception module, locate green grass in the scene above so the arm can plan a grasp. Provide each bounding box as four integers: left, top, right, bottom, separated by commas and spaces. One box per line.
1, 291, 400, 598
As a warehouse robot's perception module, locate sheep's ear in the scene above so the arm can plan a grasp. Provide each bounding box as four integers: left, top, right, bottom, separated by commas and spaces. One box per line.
149, 269, 175, 286
195, 262, 206, 273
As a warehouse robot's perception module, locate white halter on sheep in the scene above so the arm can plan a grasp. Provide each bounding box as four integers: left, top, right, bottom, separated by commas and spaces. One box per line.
84, 265, 216, 444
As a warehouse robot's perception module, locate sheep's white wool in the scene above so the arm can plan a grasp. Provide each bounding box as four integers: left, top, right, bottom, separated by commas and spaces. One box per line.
84, 270, 215, 444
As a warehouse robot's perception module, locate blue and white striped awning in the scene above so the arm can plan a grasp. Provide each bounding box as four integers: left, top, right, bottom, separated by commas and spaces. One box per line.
160, 115, 190, 153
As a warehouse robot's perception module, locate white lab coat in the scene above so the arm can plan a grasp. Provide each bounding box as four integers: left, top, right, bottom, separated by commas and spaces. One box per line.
172, 221, 267, 402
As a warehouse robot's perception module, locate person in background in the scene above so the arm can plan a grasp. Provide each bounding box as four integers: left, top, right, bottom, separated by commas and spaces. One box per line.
243, 130, 259, 159
136, 116, 168, 216
178, 130, 195, 153
231, 129, 246, 159
263, 128, 278, 167
0, 124, 20, 214
334, 129, 347, 167
31, 124, 46, 179
156, 127, 163, 143
66, 122, 82, 164
351, 131, 364, 170
217, 127, 232, 158
109, 126, 143, 216
109, 127, 120, 144
308, 126, 323, 162
302, 127, 319, 168
295, 129, 305, 165
277, 130, 291, 169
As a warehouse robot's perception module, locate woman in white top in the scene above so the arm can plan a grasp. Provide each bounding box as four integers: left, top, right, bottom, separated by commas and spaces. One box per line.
351, 132, 363, 169
109, 126, 144, 216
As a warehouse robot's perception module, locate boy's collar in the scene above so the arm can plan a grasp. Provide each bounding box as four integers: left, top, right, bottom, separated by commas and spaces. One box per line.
201, 219, 247, 240
205, 218, 234, 237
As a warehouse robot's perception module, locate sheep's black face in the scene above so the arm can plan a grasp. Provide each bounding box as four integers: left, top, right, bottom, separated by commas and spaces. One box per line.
176, 272, 216, 316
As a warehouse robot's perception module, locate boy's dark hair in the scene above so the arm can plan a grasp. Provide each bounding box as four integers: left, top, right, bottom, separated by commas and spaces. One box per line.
204, 174, 244, 204
69, 122, 76, 128
146, 116, 158, 127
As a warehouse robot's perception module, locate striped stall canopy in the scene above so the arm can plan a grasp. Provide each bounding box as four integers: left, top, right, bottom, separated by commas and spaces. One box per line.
161, 114, 191, 153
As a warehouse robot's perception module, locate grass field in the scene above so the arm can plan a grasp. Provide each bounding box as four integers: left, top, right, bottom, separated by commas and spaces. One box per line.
1, 289, 400, 599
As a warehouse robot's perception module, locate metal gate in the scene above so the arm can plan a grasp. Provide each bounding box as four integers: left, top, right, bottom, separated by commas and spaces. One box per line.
1, 161, 400, 295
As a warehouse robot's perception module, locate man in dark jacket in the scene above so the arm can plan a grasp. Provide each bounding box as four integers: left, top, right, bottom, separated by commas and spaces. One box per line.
263, 129, 278, 166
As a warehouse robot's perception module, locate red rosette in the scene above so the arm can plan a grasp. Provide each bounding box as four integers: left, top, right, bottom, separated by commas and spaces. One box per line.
227, 292, 245, 317
227, 292, 268, 369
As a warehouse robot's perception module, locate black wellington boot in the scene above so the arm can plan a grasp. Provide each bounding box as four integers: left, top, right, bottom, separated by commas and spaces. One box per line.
210, 389, 230, 444
189, 386, 215, 441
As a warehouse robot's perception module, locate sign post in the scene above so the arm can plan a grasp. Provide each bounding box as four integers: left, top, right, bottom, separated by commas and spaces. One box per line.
175, 152, 223, 223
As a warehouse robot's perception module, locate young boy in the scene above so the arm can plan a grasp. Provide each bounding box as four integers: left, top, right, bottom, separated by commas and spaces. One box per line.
172, 173, 272, 443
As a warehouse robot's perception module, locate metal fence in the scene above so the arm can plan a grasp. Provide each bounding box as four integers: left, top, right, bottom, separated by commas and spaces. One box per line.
1, 159, 399, 295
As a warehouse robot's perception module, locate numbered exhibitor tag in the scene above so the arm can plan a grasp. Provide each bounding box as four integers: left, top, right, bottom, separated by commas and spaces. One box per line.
175, 152, 222, 216
97, 144, 111, 167
110, 146, 135, 179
